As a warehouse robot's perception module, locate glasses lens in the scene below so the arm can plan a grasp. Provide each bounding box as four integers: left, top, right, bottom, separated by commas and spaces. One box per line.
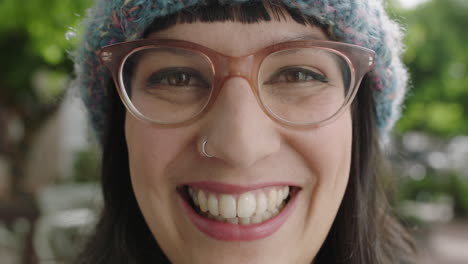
122, 47, 214, 124
258, 48, 352, 125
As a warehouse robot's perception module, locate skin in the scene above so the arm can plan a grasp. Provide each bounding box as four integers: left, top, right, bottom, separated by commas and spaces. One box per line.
125, 15, 352, 264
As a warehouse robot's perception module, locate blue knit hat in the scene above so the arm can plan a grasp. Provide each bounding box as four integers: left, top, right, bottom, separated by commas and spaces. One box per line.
73, 0, 407, 144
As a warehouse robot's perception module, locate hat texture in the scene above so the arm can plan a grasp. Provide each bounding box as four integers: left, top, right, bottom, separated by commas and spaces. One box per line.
73, 0, 407, 143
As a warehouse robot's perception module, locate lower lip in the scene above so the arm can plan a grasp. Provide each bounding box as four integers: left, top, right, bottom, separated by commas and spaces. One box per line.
178, 189, 300, 241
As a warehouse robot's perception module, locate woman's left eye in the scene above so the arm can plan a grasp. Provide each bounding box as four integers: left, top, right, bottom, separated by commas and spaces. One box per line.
266, 68, 328, 84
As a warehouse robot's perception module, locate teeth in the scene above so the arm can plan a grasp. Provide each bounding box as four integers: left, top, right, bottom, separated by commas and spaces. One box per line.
255, 192, 267, 215
262, 211, 273, 221
191, 189, 199, 206
239, 217, 250, 225
188, 186, 291, 225
283, 186, 289, 200
267, 189, 277, 211
271, 208, 279, 216
251, 214, 263, 224
197, 190, 208, 212
276, 189, 283, 207
237, 192, 256, 218
219, 194, 237, 218
226, 218, 238, 224
277, 186, 289, 206
208, 194, 219, 216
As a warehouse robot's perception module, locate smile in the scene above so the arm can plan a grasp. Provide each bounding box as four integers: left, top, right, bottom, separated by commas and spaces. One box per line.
177, 182, 301, 241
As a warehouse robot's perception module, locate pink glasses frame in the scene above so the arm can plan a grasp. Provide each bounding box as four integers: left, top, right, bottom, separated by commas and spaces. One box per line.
98, 38, 375, 128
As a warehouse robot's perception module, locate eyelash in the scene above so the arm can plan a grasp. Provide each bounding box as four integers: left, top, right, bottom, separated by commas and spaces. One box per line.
265, 67, 328, 84
143, 66, 328, 90
145, 68, 209, 88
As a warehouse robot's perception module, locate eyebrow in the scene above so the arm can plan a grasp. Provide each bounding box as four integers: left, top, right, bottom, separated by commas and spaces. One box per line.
144, 47, 199, 58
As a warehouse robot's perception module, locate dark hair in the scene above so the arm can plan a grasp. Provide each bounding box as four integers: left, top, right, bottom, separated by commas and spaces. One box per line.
75, 1, 414, 263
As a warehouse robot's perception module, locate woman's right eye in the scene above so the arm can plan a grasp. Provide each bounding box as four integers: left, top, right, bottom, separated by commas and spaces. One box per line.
148, 72, 191, 87
164, 72, 190, 86
144, 68, 210, 89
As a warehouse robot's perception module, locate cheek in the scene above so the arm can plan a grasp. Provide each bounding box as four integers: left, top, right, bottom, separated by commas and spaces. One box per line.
124, 114, 194, 216
312, 115, 352, 208
125, 121, 169, 191
288, 110, 352, 182
124, 114, 200, 251
286, 110, 352, 251
125, 113, 194, 187
124, 114, 172, 220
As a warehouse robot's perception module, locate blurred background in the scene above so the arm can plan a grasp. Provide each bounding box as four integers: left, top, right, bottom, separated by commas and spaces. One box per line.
0, 0, 467, 263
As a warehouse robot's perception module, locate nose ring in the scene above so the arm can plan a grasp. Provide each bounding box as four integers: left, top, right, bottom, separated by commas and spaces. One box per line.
201, 138, 214, 158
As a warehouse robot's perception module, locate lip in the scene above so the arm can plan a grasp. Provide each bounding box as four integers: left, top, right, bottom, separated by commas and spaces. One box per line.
177, 182, 300, 241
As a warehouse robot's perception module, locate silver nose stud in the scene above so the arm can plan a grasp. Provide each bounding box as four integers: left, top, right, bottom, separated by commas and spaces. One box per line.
201, 138, 214, 158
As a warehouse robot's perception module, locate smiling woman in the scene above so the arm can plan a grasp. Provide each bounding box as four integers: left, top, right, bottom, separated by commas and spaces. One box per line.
72, 0, 414, 263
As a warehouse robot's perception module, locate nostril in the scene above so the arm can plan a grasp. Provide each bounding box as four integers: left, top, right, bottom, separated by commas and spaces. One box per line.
202, 131, 280, 168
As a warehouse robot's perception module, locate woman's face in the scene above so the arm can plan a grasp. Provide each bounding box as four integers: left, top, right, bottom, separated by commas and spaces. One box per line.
125, 15, 353, 264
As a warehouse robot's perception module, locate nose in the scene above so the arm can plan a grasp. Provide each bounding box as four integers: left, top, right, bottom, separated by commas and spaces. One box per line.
201, 77, 281, 168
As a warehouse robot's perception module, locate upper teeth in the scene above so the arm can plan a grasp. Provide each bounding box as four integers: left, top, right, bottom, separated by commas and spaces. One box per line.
188, 186, 290, 221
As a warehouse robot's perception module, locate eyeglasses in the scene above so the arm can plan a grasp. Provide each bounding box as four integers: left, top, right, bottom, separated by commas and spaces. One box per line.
98, 39, 375, 128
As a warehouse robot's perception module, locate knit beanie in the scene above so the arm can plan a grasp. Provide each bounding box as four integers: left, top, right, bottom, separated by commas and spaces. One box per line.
73, 0, 407, 144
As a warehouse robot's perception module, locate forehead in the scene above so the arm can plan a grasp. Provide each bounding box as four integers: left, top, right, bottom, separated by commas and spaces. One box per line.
146, 20, 328, 57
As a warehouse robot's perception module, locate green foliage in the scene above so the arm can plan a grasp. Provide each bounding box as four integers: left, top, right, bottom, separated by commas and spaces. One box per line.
392, 0, 468, 137
0, 0, 90, 63
0, 0, 91, 106
0, 0, 92, 193
72, 148, 101, 183
398, 173, 468, 217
